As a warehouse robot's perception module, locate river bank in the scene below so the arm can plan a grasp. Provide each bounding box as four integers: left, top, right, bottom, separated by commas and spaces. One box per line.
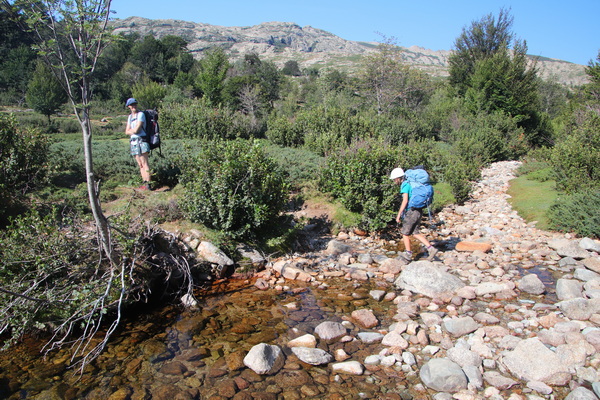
1, 160, 600, 400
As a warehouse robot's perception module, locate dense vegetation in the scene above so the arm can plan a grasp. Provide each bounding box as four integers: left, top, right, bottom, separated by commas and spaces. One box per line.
0, 2, 599, 362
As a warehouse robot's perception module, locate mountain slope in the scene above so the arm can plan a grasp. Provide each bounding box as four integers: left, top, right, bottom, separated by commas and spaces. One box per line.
111, 17, 588, 86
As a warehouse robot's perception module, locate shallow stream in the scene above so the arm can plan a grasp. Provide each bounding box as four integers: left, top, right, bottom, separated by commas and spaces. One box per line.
0, 277, 425, 400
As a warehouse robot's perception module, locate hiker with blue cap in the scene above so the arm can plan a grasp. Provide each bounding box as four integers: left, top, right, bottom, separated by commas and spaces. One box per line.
390, 167, 438, 261
125, 98, 151, 190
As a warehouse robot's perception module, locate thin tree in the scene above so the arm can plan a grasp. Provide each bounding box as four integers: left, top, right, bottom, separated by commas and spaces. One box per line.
5, 0, 115, 260
359, 36, 427, 115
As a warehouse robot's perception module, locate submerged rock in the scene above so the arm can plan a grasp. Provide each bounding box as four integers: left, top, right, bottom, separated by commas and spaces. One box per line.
290, 347, 333, 365
331, 361, 364, 375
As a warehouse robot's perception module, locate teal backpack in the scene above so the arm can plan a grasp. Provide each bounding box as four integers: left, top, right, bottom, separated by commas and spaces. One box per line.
405, 168, 434, 210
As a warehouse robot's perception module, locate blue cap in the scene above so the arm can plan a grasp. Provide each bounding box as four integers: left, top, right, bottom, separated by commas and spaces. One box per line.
125, 98, 137, 107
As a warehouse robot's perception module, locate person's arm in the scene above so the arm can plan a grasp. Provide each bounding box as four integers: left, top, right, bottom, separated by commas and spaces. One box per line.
396, 192, 408, 223
125, 112, 143, 136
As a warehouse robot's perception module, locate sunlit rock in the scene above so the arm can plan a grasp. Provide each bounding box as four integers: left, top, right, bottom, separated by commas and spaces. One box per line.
243, 343, 285, 375
290, 347, 333, 365
419, 358, 467, 393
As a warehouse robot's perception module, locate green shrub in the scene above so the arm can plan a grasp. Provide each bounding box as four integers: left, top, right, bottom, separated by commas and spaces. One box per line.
549, 110, 600, 193
373, 112, 434, 145
300, 106, 372, 156
450, 111, 528, 163
12, 112, 48, 131
547, 189, 600, 239
439, 152, 480, 205
179, 139, 289, 239
319, 141, 401, 231
265, 113, 303, 147
0, 210, 95, 346
230, 111, 267, 139
132, 81, 168, 110
55, 117, 81, 134
526, 167, 554, 182
161, 101, 240, 140
263, 142, 324, 187
0, 114, 49, 225
89, 98, 125, 115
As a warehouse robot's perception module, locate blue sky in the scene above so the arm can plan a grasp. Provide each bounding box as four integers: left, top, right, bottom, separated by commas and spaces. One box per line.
111, 0, 599, 66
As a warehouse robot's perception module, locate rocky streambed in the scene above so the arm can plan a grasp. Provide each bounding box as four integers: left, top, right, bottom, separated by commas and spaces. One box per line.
1, 160, 600, 400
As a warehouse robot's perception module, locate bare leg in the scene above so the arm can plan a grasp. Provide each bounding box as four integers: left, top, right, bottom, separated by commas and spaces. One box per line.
135, 153, 151, 182
402, 234, 412, 253
413, 233, 431, 248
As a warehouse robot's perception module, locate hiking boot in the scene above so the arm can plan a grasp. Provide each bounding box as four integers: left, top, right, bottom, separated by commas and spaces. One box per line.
137, 183, 151, 191
426, 246, 439, 261
399, 251, 413, 262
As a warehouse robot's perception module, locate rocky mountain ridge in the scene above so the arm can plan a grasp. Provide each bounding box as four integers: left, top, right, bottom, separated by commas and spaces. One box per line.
111, 17, 588, 86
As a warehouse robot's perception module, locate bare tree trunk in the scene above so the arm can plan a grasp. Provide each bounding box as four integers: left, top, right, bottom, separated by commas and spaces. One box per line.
81, 108, 112, 261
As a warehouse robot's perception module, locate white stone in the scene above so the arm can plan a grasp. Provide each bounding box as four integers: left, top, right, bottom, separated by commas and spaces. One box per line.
243, 343, 285, 375
288, 334, 317, 348
291, 347, 333, 365
331, 361, 364, 375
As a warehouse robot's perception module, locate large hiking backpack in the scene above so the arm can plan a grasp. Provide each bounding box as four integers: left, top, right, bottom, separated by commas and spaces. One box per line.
142, 109, 161, 155
405, 168, 434, 209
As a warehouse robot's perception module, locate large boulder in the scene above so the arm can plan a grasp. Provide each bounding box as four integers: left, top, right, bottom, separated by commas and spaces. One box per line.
243, 343, 285, 375
501, 338, 570, 385
556, 279, 584, 300
326, 240, 352, 255
557, 298, 600, 320
394, 261, 465, 298
419, 358, 468, 393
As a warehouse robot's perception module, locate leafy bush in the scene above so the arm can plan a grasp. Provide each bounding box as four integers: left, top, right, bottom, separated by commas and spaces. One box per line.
0, 210, 96, 346
55, 117, 81, 133
438, 150, 481, 205
549, 110, 600, 193
547, 189, 600, 239
452, 118, 525, 165
161, 100, 248, 140
12, 112, 48, 131
132, 80, 168, 110
372, 111, 434, 145
179, 139, 289, 239
262, 142, 324, 187
265, 113, 303, 147
440, 160, 474, 205
299, 106, 372, 156
319, 141, 402, 231
0, 114, 49, 225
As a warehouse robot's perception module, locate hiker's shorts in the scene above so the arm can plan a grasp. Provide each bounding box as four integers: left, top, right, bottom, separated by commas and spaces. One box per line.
130, 137, 150, 156
401, 208, 423, 236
